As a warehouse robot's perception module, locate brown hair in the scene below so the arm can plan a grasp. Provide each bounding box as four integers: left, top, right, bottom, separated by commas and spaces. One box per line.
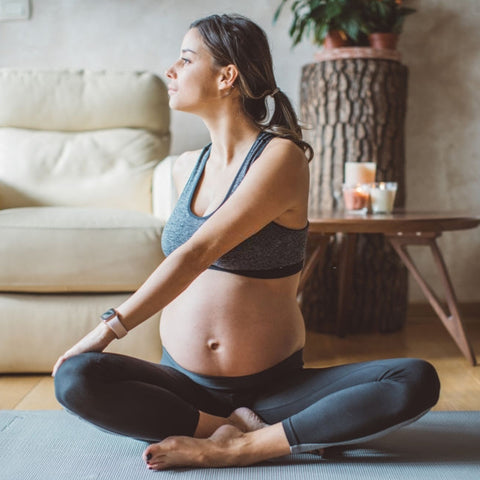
190, 14, 313, 161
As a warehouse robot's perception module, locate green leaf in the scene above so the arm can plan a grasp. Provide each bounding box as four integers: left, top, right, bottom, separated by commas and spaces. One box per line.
272, 0, 416, 47
273, 0, 288, 24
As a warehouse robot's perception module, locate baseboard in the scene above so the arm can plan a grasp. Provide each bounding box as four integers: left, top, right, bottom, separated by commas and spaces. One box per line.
407, 302, 480, 320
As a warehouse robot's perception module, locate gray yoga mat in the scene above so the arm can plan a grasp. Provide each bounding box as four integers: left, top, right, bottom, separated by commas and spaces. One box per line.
0, 410, 479, 480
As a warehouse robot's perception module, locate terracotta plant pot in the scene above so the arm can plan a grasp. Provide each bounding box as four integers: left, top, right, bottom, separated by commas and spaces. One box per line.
368, 33, 399, 50
323, 30, 349, 49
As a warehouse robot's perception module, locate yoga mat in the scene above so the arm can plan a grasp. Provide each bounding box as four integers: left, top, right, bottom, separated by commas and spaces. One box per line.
1, 410, 479, 480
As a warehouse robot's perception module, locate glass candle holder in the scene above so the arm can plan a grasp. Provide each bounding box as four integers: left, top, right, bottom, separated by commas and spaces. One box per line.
369, 182, 397, 213
342, 184, 370, 213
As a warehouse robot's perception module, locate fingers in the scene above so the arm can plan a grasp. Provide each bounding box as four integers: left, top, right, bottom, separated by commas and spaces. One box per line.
51, 355, 66, 377
51, 324, 114, 377
52, 352, 72, 377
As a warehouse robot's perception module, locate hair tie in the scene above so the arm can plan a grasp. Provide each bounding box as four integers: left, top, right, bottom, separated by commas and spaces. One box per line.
270, 87, 280, 97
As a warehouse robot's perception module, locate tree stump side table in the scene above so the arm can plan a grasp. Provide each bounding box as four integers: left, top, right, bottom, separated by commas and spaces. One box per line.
300, 53, 409, 334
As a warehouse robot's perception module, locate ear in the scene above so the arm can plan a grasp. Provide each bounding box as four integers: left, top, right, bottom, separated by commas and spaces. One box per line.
218, 64, 238, 93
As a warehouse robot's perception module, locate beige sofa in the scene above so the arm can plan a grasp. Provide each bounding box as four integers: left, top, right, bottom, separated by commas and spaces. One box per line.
0, 69, 177, 372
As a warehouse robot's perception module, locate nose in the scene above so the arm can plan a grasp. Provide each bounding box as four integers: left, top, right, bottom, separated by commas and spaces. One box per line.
165, 63, 176, 79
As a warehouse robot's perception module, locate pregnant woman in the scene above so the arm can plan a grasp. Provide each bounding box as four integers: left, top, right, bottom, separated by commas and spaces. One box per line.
53, 14, 440, 471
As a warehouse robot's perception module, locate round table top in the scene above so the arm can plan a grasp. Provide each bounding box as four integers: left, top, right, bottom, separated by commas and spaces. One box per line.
307, 211, 480, 234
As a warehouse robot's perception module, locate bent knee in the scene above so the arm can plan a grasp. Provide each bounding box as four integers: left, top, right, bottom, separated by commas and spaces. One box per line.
54, 352, 103, 411
400, 358, 441, 411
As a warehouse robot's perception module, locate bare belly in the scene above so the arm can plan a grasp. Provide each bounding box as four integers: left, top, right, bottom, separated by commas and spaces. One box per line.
159, 269, 306, 377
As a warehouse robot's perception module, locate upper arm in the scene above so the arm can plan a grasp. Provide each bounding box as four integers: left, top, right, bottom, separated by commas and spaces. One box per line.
183, 138, 309, 267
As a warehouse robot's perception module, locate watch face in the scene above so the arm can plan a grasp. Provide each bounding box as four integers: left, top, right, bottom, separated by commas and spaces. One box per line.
101, 308, 116, 321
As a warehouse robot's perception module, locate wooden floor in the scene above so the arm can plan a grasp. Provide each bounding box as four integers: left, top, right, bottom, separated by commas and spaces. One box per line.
1, 315, 479, 411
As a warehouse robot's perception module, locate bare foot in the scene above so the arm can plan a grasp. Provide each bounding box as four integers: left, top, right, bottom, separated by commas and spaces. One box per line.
228, 407, 268, 432
143, 424, 249, 470
143, 421, 291, 470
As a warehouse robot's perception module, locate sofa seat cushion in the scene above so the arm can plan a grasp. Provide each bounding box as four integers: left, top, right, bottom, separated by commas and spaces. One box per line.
0, 207, 165, 292
0, 292, 162, 372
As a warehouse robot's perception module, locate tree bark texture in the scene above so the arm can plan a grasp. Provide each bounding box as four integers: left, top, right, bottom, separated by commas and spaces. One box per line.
300, 58, 409, 334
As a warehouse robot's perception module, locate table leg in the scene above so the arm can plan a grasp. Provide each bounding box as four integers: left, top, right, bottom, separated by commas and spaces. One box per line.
297, 233, 332, 301
387, 233, 477, 366
336, 233, 357, 337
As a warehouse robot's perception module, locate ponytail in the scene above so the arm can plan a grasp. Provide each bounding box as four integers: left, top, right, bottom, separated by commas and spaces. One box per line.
191, 14, 313, 162
263, 89, 313, 162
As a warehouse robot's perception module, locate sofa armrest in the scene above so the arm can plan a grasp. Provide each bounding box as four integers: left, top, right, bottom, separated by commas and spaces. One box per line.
152, 155, 178, 223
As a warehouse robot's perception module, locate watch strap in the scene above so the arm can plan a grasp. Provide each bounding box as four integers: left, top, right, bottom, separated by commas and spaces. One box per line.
101, 308, 128, 339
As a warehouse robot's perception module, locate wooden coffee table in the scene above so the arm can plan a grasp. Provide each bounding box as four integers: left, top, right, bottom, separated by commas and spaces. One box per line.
298, 211, 480, 365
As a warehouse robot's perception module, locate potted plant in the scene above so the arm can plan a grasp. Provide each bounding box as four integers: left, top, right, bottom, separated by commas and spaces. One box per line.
274, 0, 366, 49
361, 0, 416, 50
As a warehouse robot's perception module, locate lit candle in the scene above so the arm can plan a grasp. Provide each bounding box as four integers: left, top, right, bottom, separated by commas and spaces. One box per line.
344, 162, 376, 185
342, 184, 369, 212
369, 182, 397, 213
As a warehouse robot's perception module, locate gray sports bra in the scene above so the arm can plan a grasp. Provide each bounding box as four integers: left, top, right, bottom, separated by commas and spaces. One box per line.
161, 132, 308, 278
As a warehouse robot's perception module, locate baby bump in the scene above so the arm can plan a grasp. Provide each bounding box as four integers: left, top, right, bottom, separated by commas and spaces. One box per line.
159, 269, 306, 377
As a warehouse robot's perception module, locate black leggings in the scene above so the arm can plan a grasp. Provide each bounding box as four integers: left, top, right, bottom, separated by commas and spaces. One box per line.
54, 349, 440, 453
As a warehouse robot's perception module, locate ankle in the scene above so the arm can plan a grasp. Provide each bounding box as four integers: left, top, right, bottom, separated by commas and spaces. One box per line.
242, 424, 291, 463
221, 431, 254, 466
205, 425, 253, 466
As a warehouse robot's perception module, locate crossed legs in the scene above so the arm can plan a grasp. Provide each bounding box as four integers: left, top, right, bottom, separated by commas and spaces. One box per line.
55, 352, 440, 469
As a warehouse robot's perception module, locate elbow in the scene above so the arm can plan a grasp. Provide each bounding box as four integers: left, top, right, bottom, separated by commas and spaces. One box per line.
174, 239, 219, 275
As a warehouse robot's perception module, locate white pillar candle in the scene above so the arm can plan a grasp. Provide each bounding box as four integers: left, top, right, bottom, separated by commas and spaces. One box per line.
369, 182, 397, 213
344, 162, 376, 185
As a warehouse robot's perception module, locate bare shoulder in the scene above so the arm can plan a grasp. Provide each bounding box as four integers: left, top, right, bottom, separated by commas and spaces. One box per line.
255, 136, 309, 184
172, 149, 202, 194
241, 135, 309, 228
173, 149, 201, 177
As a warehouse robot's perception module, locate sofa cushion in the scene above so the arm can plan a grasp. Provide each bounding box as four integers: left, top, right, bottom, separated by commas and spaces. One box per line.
0, 292, 162, 372
0, 70, 170, 133
152, 155, 178, 223
0, 128, 169, 212
0, 207, 165, 293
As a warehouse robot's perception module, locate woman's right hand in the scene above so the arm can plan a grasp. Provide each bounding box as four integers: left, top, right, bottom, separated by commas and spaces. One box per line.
52, 322, 117, 377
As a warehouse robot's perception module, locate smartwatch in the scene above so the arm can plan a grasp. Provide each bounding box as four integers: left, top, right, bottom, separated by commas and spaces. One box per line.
101, 308, 128, 339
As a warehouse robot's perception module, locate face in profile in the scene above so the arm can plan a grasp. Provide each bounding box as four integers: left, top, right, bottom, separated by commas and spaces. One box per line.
165, 28, 223, 114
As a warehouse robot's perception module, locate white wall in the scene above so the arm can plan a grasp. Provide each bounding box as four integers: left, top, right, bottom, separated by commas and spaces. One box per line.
1, 0, 479, 303
401, 0, 480, 304
0, 0, 316, 153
